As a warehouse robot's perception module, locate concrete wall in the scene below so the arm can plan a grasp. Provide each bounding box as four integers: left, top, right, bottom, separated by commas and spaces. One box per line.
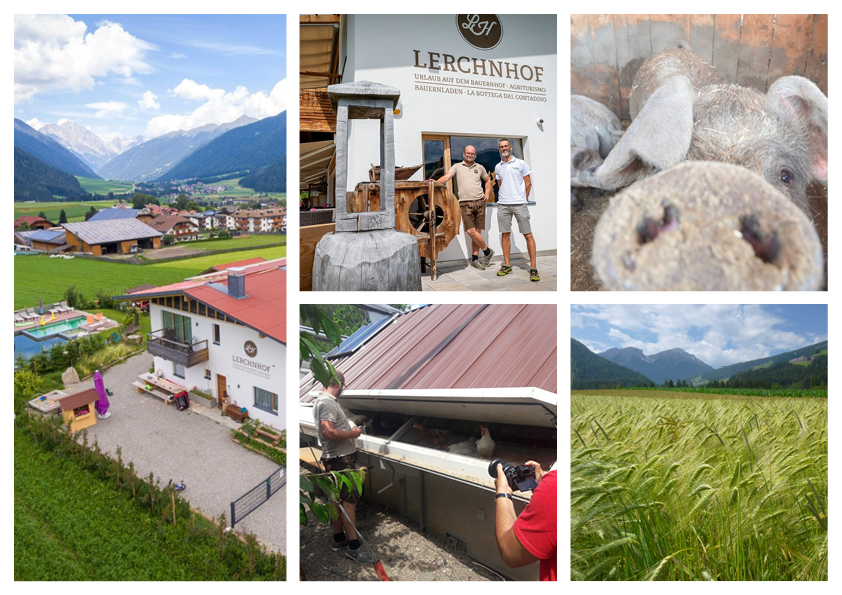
150, 305, 286, 430
342, 14, 557, 261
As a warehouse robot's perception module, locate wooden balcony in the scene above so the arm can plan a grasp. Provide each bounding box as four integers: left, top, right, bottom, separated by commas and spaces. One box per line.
147, 329, 209, 368
300, 88, 335, 133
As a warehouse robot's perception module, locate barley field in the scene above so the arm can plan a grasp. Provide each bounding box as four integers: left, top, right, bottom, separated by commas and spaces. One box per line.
571, 392, 827, 581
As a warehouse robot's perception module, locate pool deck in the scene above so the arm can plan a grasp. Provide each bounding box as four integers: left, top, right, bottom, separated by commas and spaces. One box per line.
13, 309, 92, 335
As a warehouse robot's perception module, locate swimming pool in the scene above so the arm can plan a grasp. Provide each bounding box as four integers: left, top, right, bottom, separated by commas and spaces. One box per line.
26, 316, 86, 338
14, 334, 68, 360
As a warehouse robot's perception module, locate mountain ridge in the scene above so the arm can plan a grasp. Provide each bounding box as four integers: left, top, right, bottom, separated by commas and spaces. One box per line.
14, 119, 99, 178
99, 115, 257, 182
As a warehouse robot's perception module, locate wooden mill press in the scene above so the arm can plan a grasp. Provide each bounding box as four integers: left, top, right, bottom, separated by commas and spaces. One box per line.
350, 169, 462, 280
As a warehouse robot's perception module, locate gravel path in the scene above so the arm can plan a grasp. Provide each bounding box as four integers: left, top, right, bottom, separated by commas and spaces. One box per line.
299, 467, 503, 581
66, 352, 286, 553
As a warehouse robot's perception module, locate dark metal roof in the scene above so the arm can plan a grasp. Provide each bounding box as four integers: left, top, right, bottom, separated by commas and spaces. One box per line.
62, 219, 162, 245
28, 229, 66, 243
88, 208, 140, 222
325, 315, 395, 358
300, 304, 557, 399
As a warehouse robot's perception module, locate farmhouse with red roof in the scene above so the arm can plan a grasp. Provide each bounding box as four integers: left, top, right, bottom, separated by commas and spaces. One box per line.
115, 258, 286, 429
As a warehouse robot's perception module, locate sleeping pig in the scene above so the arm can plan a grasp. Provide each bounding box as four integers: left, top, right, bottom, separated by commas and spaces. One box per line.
591, 48, 828, 214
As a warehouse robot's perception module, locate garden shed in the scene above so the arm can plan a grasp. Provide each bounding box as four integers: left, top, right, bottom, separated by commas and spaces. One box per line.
58, 388, 99, 433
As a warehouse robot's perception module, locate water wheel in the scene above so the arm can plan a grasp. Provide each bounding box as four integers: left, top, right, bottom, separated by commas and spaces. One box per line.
345, 180, 461, 279
394, 181, 461, 278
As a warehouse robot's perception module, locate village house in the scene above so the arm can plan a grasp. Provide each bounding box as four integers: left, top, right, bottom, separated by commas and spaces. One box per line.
25, 228, 70, 253
116, 259, 286, 429
147, 214, 200, 242
14, 215, 55, 230
231, 208, 287, 233
62, 219, 162, 255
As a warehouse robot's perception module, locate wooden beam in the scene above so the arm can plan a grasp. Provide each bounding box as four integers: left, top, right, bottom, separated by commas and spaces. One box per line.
300, 15, 340, 24
300, 223, 335, 291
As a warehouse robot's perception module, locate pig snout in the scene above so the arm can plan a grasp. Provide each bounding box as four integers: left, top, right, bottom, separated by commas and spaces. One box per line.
592, 162, 824, 291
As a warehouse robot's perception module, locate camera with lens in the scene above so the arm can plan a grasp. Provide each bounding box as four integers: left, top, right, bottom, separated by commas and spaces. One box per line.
488, 459, 539, 492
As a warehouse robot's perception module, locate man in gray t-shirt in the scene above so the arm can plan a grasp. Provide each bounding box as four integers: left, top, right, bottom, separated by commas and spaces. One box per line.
311, 371, 373, 564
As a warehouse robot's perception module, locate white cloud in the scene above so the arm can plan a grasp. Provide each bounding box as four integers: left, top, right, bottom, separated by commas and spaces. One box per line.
169, 52, 187, 60
188, 40, 277, 56
145, 78, 286, 137
85, 101, 129, 118
14, 14, 155, 103
139, 90, 160, 110
575, 304, 819, 368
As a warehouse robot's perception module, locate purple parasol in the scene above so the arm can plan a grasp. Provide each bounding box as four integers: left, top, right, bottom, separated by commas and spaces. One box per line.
94, 370, 110, 417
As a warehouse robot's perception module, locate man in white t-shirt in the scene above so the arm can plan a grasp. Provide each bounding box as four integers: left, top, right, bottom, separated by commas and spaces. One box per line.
494, 139, 538, 282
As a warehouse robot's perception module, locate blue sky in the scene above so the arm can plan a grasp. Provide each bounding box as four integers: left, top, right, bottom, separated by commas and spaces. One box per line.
572, 304, 828, 369
14, 14, 286, 141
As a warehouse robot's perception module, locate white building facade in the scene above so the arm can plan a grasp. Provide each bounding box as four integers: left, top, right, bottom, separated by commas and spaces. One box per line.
148, 305, 284, 429
334, 14, 557, 262
124, 261, 287, 430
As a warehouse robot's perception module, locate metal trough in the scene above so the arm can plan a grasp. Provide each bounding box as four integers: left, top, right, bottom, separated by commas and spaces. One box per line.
300, 388, 557, 580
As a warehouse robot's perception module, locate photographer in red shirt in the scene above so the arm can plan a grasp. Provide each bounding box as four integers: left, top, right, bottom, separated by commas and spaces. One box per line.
493, 461, 557, 581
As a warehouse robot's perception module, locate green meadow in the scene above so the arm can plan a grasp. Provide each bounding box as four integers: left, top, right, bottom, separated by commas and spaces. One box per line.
14, 245, 286, 310
76, 177, 134, 195
14, 199, 120, 223
571, 392, 827, 581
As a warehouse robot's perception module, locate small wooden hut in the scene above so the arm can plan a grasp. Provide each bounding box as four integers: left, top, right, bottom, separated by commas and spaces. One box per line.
58, 389, 99, 433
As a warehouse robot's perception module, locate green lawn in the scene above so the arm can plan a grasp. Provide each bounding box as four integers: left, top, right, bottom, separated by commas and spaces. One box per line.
187, 235, 285, 251
189, 178, 285, 201
14, 245, 286, 310
15, 424, 281, 580
14, 199, 121, 223
76, 177, 134, 195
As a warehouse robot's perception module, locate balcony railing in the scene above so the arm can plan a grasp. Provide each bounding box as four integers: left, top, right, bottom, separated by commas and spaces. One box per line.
147, 329, 209, 367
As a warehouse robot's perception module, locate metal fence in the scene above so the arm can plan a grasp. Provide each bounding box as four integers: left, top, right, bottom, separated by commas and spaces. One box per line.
230, 467, 286, 527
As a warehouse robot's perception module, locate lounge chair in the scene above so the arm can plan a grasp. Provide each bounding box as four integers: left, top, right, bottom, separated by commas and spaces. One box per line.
59, 301, 71, 313
24, 308, 38, 320
14, 312, 25, 324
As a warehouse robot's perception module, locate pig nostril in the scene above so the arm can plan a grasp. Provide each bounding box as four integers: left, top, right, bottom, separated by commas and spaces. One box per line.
636, 203, 680, 244
739, 215, 782, 264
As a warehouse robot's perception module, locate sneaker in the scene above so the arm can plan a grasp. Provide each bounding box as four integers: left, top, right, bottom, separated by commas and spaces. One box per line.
345, 545, 375, 564
480, 248, 495, 269
529, 268, 540, 282
497, 264, 513, 276
331, 537, 349, 549
470, 259, 484, 270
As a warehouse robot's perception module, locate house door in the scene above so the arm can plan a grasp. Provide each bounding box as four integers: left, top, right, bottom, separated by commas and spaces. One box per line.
216, 374, 227, 407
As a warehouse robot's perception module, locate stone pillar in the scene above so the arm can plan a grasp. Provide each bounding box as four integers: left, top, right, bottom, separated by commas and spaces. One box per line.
313, 81, 421, 291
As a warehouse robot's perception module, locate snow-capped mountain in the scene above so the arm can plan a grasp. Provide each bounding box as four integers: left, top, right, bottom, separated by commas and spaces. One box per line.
109, 135, 145, 154
39, 120, 119, 173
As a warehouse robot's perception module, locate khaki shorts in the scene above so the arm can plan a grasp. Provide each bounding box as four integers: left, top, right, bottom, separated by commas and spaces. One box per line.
497, 204, 532, 234
321, 453, 362, 503
460, 199, 487, 231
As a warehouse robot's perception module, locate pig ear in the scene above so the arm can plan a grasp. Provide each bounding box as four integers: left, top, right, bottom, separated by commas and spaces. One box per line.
571, 147, 594, 170
594, 77, 694, 190
767, 76, 828, 183
584, 129, 601, 152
